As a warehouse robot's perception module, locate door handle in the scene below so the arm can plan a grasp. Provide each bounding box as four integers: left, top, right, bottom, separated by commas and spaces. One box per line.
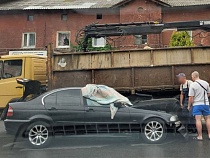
16, 86, 23, 89
48, 107, 57, 111
86, 108, 94, 112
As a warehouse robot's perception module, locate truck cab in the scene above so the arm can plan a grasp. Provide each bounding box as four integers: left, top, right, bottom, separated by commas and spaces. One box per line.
0, 55, 47, 111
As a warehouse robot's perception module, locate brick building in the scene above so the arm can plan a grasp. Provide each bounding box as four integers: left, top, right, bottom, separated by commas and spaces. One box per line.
0, 0, 210, 50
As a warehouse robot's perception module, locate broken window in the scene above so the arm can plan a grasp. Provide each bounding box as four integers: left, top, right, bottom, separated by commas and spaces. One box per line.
56, 31, 70, 48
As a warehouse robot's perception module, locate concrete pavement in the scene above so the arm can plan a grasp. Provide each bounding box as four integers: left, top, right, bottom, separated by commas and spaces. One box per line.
1, 120, 210, 158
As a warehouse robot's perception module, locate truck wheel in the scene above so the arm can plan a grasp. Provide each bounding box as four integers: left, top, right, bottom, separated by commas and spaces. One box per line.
141, 118, 167, 144
26, 121, 53, 149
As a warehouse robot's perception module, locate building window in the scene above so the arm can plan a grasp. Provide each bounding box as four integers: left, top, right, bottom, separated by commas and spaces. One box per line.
27, 15, 34, 21
134, 35, 147, 45
96, 13, 102, 20
56, 31, 70, 48
22, 32, 36, 48
187, 31, 192, 41
92, 37, 106, 47
61, 14, 68, 21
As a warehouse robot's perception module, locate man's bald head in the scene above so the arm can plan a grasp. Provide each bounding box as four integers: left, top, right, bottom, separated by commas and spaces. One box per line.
191, 71, 199, 81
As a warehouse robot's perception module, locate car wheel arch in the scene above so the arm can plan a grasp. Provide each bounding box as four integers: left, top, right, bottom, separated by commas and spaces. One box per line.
29, 115, 54, 125
141, 116, 168, 125
22, 116, 54, 137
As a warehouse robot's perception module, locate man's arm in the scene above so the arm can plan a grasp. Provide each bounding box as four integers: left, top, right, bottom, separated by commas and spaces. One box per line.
180, 92, 184, 108
207, 83, 210, 96
188, 96, 194, 111
188, 84, 194, 111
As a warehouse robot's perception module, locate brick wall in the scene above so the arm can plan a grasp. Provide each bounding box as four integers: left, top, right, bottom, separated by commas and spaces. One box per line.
162, 6, 210, 47
0, 0, 163, 50
0, 0, 210, 50
0, 9, 120, 49
119, 0, 162, 49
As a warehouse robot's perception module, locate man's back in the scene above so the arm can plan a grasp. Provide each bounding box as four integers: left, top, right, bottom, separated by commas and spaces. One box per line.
188, 71, 210, 140
189, 79, 210, 106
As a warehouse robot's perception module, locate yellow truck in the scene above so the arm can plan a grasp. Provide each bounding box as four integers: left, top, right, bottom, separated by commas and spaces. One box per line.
0, 54, 47, 112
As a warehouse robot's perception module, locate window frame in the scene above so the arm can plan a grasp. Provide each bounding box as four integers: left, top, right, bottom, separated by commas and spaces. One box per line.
142, 35, 147, 44
92, 37, 106, 47
187, 31, 193, 41
2, 59, 23, 79
61, 14, 68, 21
56, 31, 71, 48
42, 89, 82, 106
96, 13, 103, 20
27, 15, 34, 21
134, 35, 147, 45
22, 32, 36, 48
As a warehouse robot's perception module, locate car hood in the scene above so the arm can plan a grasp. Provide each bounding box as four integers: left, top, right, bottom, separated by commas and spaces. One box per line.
132, 98, 181, 114
127, 106, 175, 123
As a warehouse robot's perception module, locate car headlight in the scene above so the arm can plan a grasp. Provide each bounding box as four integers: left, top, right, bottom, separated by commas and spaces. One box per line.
170, 116, 177, 122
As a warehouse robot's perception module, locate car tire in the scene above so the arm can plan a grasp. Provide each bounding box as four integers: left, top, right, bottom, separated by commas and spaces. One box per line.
141, 118, 167, 144
26, 121, 53, 149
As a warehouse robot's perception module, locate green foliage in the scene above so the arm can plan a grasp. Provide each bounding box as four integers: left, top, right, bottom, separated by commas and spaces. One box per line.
169, 31, 194, 47
73, 38, 112, 52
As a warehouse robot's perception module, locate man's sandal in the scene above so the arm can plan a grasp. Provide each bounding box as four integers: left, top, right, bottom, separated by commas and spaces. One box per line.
193, 137, 203, 141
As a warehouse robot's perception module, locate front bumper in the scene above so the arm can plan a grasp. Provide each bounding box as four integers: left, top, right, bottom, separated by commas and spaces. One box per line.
4, 119, 30, 135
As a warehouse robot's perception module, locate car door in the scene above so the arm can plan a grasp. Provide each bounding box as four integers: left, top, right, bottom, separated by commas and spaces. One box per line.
84, 98, 131, 133
43, 89, 85, 126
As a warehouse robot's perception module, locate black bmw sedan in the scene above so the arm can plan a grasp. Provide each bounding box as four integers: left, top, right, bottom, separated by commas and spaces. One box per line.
4, 87, 178, 148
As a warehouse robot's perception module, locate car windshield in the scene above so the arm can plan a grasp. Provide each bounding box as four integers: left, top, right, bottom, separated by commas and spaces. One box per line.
1, 1, 210, 158
0, 60, 23, 79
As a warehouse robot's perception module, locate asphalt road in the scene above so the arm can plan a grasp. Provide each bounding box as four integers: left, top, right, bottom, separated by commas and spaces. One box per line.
1, 121, 210, 158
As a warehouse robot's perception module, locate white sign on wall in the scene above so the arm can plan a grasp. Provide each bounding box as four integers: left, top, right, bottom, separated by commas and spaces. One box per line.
9, 50, 47, 56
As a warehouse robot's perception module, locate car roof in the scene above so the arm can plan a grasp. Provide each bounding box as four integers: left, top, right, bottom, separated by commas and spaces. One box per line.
49, 87, 82, 93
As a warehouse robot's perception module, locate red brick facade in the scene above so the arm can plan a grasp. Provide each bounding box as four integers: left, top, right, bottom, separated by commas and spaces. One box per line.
162, 6, 210, 47
119, 0, 162, 48
0, 9, 120, 49
0, 0, 210, 50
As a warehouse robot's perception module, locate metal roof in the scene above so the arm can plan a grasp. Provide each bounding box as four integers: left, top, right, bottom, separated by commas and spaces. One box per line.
0, 0, 210, 10
160, 0, 210, 7
0, 0, 126, 10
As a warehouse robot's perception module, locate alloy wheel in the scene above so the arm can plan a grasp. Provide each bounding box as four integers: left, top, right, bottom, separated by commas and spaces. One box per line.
144, 121, 164, 142
28, 125, 49, 146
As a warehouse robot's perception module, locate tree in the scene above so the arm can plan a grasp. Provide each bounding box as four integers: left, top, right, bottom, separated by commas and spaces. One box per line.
169, 31, 194, 47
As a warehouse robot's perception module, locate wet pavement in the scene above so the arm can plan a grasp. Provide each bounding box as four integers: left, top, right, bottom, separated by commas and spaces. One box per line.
1, 121, 210, 158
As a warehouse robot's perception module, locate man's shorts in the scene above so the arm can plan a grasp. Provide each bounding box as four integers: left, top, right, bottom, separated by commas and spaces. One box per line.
193, 105, 210, 116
